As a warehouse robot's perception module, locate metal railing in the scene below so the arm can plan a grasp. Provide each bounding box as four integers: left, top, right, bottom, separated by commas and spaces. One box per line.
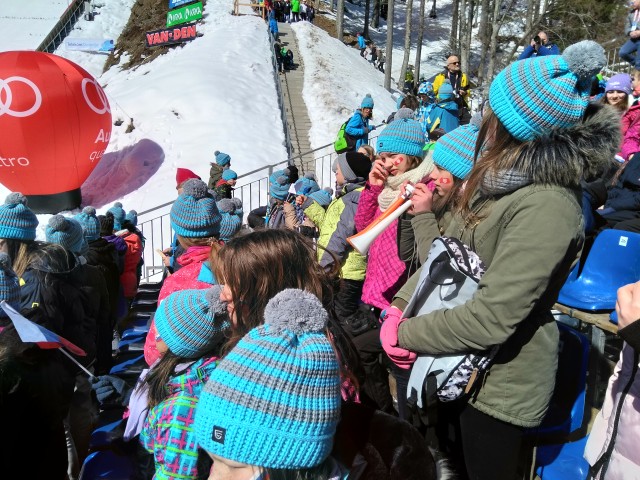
37, 0, 87, 53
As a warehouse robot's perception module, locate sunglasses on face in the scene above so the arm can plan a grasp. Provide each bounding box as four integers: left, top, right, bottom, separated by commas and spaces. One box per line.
449, 61, 460, 65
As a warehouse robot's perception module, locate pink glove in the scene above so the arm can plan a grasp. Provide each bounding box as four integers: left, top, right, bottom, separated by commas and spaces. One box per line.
380, 307, 417, 370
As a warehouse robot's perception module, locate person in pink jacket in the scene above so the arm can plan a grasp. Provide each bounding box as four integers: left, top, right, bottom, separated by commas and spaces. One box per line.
584, 280, 640, 479
351, 118, 433, 412
144, 178, 222, 366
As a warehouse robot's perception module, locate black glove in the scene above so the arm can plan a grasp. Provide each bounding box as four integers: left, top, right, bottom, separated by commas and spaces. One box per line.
91, 375, 127, 405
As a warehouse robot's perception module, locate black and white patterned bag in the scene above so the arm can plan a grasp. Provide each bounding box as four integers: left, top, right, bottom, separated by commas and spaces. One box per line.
405, 236, 498, 407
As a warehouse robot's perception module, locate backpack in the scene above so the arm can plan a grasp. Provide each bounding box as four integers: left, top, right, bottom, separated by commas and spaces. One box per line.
404, 236, 499, 408
334, 117, 357, 154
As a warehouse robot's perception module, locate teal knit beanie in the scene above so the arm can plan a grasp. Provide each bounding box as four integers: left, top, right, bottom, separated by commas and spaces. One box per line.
194, 289, 341, 469
170, 179, 222, 238
75, 206, 101, 242
125, 210, 138, 227
107, 202, 126, 231
433, 121, 480, 180
361, 93, 374, 109
376, 118, 426, 157
0, 193, 38, 241
46, 216, 88, 255
154, 286, 230, 358
215, 150, 231, 166
308, 187, 334, 207
489, 40, 606, 141
217, 199, 242, 242
294, 173, 320, 195
437, 81, 454, 100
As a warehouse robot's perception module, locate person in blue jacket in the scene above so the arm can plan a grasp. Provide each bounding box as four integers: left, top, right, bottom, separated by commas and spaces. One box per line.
345, 94, 375, 150
357, 32, 366, 56
424, 82, 460, 134
518, 30, 560, 59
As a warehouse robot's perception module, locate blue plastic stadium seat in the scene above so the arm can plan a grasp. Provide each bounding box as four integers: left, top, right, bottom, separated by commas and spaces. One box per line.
109, 354, 145, 376
79, 449, 134, 480
558, 229, 640, 311
533, 323, 590, 436
536, 435, 590, 480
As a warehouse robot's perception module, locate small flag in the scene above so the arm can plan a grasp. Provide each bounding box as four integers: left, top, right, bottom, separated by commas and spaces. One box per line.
0, 300, 86, 356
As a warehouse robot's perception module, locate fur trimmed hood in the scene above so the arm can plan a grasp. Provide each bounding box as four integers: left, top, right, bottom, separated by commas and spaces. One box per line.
512, 102, 621, 188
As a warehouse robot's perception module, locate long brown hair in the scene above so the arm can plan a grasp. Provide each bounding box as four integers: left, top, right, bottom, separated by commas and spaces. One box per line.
457, 109, 524, 223
215, 229, 335, 352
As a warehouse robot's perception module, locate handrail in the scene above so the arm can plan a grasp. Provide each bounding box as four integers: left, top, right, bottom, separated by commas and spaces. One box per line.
37, 0, 86, 53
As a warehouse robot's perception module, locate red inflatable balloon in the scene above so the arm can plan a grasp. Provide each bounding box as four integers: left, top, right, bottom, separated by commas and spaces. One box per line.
0, 51, 112, 213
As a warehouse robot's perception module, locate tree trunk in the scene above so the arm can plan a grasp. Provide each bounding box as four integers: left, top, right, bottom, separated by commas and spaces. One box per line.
384, 0, 395, 90
414, 0, 427, 83
476, 0, 490, 85
485, 0, 502, 87
459, 0, 473, 71
336, 0, 345, 40
450, 0, 459, 52
371, 0, 380, 27
363, 0, 371, 37
398, 0, 414, 90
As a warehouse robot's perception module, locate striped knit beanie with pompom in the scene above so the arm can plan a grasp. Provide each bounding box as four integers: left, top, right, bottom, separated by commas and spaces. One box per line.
170, 178, 222, 238
46, 215, 88, 255
0, 193, 39, 241
75, 206, 101, 242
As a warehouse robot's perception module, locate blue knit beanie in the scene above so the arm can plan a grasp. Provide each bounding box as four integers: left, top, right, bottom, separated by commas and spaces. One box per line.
489, 40, 606, 142
0, 193, 39, 241
308, 187, 334, 207
231, 197, 243, 219
74, 206, 101, 242
376, 118, 426, 157
125, 210, 138, 227
269, 175, 291, 201
217, 199, 242, 242
605, 73, 632, 95
0, 253, 21, 317
107, 202, 126, 231
215, 150, 231, 166
194, 289, 341, 469
361, 93, 374, 109
437, 81, 454, 100
46, 215, 88, 255
294, 172, 320, 196
170, 179, 222, 238
433, 121, 480, 180
221, 169, 238, 181
155, 286, 230, 359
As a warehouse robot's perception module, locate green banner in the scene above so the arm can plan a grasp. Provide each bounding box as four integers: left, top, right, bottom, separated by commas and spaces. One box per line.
166, 2, 202, 27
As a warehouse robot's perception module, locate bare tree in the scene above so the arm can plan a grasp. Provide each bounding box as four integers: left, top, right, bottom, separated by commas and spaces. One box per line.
485, 0, 504, 87
363, 0, 371, 37
414, 0, 427, 83
398, 0, 414, 91
371, 0, 381, 27
450, 0, 460, 52
476, 0, 490, 85
459, 0, 475, 71
384, 0, 395, 90
336, 0, 345, 40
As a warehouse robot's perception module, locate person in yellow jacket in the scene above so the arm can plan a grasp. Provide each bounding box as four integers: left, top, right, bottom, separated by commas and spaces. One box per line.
432, 54, 471, 120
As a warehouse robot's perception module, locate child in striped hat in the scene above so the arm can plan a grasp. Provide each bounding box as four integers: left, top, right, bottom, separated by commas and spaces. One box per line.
194, 288, 346, 478
140, 285, 230, 480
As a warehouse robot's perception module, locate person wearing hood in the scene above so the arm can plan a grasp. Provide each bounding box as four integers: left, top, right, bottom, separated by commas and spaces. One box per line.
380, 41, 620, 479
300, 152, 372, 326
424, 81, 461, 134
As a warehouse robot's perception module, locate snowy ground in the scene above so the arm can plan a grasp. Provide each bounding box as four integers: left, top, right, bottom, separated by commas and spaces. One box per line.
0, 0, 460, 239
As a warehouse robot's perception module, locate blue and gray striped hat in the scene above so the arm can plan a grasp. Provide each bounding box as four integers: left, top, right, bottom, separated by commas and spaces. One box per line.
376, 118, 426, 157
433, 120, 480, 180
489, 40, 606, 142
217, 199, 242, 243
0, 193, 38, 241
194, 289, 341, 469
155, 286, 230, 358
46, 215, 88, 255
75, 206, 101, 242
0, 253, 20, 317
170, 179, 222, 238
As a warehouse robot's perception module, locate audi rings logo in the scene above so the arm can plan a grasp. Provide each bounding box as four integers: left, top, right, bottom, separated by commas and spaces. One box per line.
0, 76, 42, 117
81, 78, 110, 115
